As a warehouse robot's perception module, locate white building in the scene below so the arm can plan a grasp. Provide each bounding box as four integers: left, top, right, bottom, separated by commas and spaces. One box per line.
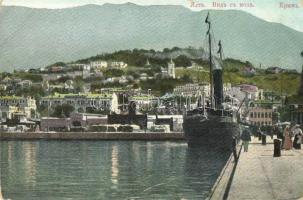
168, 59, 176, 79
147, 115, 183, 132
90, 60, 128, 69
174, 83, 210, 97
90, 61, 108, 69
225, 84, 263, 102
40, 93, 119, 114
17, 80, 33, 88
110, 61, 128, 69
129, 95, 158, 111
0, 96, 37, 119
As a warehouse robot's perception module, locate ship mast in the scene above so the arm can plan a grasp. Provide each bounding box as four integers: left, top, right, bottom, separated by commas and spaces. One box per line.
218, 40, 222, 60
205, 12, 213, 108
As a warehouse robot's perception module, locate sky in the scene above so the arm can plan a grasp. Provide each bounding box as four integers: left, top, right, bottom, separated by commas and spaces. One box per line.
1, 0, 303, 32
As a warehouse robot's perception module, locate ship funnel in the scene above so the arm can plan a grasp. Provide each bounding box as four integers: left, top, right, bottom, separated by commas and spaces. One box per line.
212, 57, 223, 108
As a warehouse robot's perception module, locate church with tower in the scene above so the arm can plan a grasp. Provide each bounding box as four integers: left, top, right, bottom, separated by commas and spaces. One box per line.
147, 58, 176, 79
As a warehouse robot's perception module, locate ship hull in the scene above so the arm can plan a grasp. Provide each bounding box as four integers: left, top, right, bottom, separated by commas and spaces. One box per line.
183, 115, 240, 151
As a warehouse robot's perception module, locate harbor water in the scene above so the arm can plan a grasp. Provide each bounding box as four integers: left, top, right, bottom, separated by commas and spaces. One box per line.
0, 141, 229, 200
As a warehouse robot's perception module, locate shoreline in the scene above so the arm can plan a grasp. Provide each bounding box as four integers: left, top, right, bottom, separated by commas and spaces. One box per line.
0, 132, 185, 141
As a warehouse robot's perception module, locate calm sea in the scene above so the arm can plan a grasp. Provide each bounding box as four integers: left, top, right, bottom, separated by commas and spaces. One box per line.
0, 141, 229, 200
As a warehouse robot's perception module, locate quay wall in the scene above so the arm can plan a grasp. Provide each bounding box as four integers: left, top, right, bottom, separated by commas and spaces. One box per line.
0, 132, 185, 141
207, 141, 242, 200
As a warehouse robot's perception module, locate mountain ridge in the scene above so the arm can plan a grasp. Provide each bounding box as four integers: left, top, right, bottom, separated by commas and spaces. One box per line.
0, 4, 302, 71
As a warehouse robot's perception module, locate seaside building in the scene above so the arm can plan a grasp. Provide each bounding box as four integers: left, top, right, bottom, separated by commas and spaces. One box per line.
40, 93, 119, 114
40, 113, 108, 132
128, 95, 158, 111
147, 115, 183, 132
174, 83, 210, 97
0, 96, 37, 119
248, 107, 273, 126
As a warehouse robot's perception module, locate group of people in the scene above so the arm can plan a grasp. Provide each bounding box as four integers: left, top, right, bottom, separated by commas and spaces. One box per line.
278, 124, 302, 150
240, 124, 303, 152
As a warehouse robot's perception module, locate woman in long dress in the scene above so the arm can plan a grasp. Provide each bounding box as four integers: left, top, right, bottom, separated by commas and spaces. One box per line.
283, 126, 292, 150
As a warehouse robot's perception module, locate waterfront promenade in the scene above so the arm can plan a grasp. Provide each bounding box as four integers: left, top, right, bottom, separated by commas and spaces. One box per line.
228, 137, 303, 200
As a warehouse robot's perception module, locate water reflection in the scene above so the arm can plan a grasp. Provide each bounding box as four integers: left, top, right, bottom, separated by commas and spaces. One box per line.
111, 145, 119, 188
23, 142, 37, 187
0, 141, 229, 200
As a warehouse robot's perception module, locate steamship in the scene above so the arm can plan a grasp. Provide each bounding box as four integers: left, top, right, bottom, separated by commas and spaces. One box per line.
183, 13, 241, 150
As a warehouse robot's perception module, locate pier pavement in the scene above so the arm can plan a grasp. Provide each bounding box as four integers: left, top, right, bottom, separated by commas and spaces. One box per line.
228, 137, 303, 200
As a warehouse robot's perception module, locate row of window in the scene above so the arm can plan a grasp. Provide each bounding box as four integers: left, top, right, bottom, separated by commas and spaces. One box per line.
41, 100, 110, 106
250, 112, 272, 119
0, 99, 26, 104
251, 121, 272, 126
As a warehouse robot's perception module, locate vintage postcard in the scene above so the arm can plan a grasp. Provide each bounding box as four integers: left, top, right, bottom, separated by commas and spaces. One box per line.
0, 0, 303, 199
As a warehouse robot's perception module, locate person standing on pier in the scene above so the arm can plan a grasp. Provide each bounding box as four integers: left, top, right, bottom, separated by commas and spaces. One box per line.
293, 125, 302, 149
283, 126, 292, 150
241, 127, 251, 152
257, 127, 262, 141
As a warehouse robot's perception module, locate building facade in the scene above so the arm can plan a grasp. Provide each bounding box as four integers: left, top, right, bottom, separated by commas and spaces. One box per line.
90, 60, 127, 69
174, 83, 210, 97
40, 113, 108, 132
0, 96, 37, 119
288, 104, 303, 125
226, 84, 263, 101
40, 93, 119, 114
248, 107, 273, 126
128, 96, 158, 111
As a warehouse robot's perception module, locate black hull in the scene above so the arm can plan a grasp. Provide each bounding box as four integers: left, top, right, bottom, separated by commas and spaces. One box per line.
183, 115, 240, 151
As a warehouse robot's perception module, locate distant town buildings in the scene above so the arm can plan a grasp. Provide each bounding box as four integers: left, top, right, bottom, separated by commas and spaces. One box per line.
90, 60, 128, 69
242, 66, 256, 76
40, 93, 119, 114
17, 80, 33, 88
225, 84, 263, 101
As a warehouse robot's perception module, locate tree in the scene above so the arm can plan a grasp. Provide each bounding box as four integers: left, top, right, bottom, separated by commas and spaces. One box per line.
174, 55, 191, 67
51, 104, 75, 118
62, 104, 75, 117
163, 48, 170, 53
104, 69, 124, 78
